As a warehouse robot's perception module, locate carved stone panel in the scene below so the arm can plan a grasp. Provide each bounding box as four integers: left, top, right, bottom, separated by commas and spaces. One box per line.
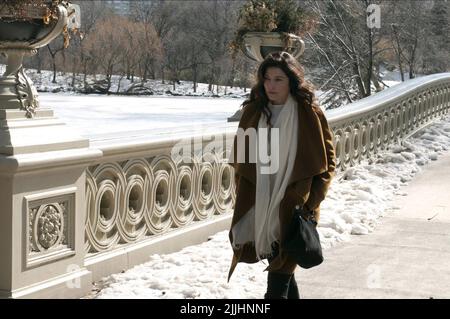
25, 188, 76, 269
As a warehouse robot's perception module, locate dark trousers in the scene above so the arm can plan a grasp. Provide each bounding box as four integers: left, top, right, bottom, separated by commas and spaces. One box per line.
265, 247, 300, 299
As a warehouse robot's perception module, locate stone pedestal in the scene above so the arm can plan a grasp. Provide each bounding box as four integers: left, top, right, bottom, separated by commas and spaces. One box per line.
0, 108, 102, 298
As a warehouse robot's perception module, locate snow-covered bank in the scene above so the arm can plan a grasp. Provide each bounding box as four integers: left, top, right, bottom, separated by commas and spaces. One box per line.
0, 64, 248, 98
87, 115, 450, 299
1, 63, 408, 105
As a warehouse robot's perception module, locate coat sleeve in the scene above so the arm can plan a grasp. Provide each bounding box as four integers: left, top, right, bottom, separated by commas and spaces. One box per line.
303, 110, 336, 213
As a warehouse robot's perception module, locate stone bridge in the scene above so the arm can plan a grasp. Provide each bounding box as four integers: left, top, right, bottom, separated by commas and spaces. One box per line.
0, 73, 449, 298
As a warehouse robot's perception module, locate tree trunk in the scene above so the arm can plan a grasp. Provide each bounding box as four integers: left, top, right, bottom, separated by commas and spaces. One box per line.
367, 25, 373, 96
143, 64, 148, 82
150, 59, 156, 79
83, 62, 88, 91
106, 74, 112, 95
52, 59, 57, 84
117, 75, 124, 93
72, 70, 76, 88
409, 37, 418, 79
398, 56, 405, 82
372, 63, 382, 92
37, 50, 42, 74
106, 63, 113, 94
193, 64, 197, 93
391, 25, 405, 82
353, 63, 366, 98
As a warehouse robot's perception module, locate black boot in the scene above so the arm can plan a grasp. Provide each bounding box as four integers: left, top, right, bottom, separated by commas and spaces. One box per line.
288, 274, 300, 299
264, 272, 292, 299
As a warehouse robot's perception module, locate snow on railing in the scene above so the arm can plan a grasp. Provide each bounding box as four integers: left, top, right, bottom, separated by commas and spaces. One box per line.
84, 73, 450, 258
327, 73, 450, 170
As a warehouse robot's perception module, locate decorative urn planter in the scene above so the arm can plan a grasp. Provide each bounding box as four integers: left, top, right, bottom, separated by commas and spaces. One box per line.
241, 31, 305, 62
0, 2, 100, 299
0, 1, 74, 117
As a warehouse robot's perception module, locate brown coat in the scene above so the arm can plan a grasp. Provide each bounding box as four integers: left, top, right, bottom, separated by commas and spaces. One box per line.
228, 99, 336, 281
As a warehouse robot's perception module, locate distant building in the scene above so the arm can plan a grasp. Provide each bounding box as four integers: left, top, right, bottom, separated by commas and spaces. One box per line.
105, 0, 131, 16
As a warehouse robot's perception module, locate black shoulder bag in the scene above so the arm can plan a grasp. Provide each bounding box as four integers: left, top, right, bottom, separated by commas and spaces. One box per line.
284, 205, 323, 269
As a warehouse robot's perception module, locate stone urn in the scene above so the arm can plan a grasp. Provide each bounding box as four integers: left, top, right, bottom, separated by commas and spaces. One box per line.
227, 32, 305, 122
241, 32, 305, 62
0, 1, 77, 118
0, 2, 83, 156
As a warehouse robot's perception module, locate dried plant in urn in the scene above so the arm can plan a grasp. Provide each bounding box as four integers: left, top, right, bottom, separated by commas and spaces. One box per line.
230, 0, 314, 61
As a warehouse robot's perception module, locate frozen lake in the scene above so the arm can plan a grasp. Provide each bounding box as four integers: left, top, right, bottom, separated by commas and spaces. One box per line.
41, 93, 244, 140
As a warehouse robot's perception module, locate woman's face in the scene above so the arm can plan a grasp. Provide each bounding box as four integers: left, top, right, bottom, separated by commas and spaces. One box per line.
263, 67, 290, 105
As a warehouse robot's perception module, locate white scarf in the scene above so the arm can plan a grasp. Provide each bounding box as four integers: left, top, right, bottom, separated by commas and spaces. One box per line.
231, 94, 298, 260
254, 94, 298, 259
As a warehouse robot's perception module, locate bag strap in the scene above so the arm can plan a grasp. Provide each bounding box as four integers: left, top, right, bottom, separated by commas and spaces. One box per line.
294, 205, 317, 223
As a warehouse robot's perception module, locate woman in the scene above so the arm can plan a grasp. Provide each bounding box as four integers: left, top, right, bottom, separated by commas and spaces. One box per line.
228, 52, 336, 299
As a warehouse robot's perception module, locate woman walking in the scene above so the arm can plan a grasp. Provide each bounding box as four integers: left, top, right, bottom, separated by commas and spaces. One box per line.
228, 52, 336, 299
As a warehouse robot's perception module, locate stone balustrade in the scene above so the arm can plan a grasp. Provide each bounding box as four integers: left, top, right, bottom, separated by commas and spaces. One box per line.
84, 74, 450, 267
1, 73, 449, 298
327, 73, 450, 170
84, 136, 236, 254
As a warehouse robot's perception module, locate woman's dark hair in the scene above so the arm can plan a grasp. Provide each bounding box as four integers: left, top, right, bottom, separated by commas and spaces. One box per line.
241, 52, 319, 127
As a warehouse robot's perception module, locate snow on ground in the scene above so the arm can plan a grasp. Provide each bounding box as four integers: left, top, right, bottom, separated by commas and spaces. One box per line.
378, 66, 421, 88
87, 115, 450, 299
0, 63, 248, 98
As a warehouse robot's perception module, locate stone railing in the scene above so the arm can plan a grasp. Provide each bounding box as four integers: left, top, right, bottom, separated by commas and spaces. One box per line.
84, 73, 450, 283
327, 73, 450, 170
84, 130, 236, 254
83, 124, 239, 280
2, 73, 448, 298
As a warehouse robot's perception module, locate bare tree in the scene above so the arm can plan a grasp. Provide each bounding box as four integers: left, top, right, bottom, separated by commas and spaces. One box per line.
134, 22, 163, 83
83, 15, 129, 93
187, 1, 239, 93
45, 36, 65, 83
386, 1, 432, 80
131, 0, 180, 83
72, 0, 110, 90
306, 0, 388, 108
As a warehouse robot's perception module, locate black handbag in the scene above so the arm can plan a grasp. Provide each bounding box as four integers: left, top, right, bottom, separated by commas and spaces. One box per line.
284, 205, 323, 269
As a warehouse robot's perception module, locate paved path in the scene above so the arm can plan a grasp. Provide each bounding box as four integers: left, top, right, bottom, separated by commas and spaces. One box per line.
296, 152, 450, 299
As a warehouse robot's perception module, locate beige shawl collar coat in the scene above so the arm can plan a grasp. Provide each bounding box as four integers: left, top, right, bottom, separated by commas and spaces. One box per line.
228, 98, 336, 281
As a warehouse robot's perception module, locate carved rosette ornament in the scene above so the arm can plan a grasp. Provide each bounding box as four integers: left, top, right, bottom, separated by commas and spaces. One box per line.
29, 203, 67, 252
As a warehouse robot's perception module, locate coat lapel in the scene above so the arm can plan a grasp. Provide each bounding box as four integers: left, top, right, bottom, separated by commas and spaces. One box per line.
291, 103, 328, 182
